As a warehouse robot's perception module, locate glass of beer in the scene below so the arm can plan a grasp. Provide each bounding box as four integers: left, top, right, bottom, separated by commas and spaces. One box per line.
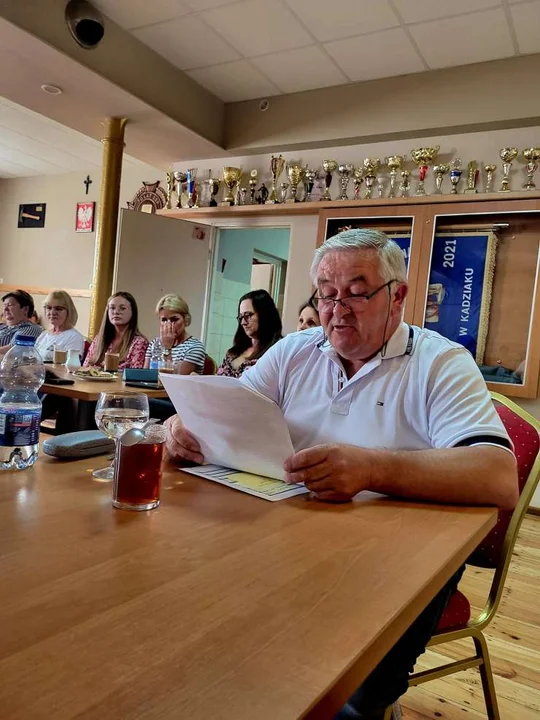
112, 424, 167, 510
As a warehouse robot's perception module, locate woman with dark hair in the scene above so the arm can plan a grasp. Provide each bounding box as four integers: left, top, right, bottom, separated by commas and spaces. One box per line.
84, 291, 148, 369
217, 289, 282, 378
297, 300, 320, 331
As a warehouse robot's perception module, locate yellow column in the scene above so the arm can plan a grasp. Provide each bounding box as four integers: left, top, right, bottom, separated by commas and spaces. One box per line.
88, 117, 127, 338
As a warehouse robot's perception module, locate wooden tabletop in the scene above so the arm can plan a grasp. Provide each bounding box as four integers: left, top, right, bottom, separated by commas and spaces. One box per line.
0, 454, 496, 720
41, 364, 168, 401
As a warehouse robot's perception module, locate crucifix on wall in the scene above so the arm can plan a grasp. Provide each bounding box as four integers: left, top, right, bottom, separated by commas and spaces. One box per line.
84, 175, 93, 195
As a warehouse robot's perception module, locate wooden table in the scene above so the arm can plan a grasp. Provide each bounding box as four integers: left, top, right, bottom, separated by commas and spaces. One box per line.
0, 455, 496, 720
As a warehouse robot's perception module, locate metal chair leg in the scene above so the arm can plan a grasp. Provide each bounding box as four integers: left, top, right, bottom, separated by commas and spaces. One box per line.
473, 632, 501, 720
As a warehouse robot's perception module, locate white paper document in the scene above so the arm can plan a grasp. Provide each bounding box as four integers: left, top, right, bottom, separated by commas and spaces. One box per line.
159, 374, 295, 481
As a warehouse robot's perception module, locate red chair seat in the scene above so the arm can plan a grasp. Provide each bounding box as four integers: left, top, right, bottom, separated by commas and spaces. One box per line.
436, 590, 471, 632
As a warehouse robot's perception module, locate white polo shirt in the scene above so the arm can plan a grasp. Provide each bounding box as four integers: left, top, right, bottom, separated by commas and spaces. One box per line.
240, 322, 510, 453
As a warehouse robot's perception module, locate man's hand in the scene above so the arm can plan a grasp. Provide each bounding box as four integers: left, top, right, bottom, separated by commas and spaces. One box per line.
164, 415, 204, 464
283, 444, 369, 502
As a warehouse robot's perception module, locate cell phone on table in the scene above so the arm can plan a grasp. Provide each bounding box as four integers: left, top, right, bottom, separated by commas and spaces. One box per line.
45, 377, 75, 385
124, 380, 162, 390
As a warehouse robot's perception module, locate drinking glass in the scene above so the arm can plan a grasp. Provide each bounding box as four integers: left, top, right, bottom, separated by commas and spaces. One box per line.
93, 391, 149, 481
113, 424, 167, 510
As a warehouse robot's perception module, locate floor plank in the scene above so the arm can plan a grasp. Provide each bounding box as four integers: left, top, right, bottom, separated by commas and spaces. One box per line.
402, 515, 540, 720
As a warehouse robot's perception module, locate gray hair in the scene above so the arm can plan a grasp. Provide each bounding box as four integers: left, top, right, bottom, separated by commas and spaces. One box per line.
310, 228, 408, 284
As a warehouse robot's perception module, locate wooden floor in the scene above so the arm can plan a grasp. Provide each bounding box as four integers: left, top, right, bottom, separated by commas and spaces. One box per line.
401, 515, 540, 719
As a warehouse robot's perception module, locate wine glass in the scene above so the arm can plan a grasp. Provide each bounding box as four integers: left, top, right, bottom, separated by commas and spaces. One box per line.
93, 391, 149, 481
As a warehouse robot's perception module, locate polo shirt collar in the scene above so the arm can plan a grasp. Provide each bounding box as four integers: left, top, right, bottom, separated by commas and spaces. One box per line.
317, 321, 411, 366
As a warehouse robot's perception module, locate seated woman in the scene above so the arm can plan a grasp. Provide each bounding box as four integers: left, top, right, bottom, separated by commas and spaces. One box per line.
84, 291, 148, 369
35, 290, 85, 361
144, 294, 206, 374
296, 300, 320, 331
217, 289, 282, 378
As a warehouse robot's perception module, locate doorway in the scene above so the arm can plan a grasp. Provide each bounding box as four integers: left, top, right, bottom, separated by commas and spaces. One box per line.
205, 227, 290, 363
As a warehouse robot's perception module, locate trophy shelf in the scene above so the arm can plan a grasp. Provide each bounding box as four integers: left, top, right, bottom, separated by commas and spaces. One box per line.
157, 190, 540, 220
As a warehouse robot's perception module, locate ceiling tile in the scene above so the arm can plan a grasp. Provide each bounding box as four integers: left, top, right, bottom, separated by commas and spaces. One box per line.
251, 45, 348, 93
202, 0, 313, 56
409, 9, 515, 68
132, 15, 240, 70
187, 60, 280, 101
93, 0, 190, 31
324, 28, 425, 82
392, 0, 501, 24
284, 0, 399, 43
511, 1, 540, 54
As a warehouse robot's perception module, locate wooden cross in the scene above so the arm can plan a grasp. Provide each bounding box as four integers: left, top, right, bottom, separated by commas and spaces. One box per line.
84, 175, 92, 195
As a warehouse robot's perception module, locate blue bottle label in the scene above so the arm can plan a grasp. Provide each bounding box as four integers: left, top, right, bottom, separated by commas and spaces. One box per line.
0, 409, 41, 447
149, 360, 159, 370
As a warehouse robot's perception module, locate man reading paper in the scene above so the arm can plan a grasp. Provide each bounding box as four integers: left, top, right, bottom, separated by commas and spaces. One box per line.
166, 228, 517, 720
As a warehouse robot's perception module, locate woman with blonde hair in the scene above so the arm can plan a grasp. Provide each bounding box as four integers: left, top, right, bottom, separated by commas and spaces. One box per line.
84, 291, 148, 369
144, 293, 206, 374
35, 290, 85, 362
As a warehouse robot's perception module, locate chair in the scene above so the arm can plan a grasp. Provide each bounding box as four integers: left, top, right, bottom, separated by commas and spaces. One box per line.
203, 354, 217, 375
401, 392, 540, 719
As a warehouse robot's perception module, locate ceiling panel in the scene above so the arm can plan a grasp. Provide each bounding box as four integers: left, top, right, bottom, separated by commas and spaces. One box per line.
284, 0, 399, 43
511, 1, 540, 55
93, 0, 191, 31
409, 8, 515, 69
201, 0, 313, 56
187, 60, 280, 101
325, 27, 425, 82
251, 45, 348, 94
392, 0, 502, 24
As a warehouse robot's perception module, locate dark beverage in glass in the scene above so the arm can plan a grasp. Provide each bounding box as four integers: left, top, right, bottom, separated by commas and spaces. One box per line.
113, 439, 164, 511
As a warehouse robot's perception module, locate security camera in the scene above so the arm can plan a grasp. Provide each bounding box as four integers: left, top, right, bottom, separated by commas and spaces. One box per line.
65, 0, 105, 49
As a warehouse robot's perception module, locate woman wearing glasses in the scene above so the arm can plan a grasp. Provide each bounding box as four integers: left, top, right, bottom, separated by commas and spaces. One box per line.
35, 290, 85, 362
217, 289, 282, 378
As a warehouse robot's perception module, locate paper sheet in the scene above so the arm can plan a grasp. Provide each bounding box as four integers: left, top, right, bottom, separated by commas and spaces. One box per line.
181, 464, 308, 502
159, 374, 295, 480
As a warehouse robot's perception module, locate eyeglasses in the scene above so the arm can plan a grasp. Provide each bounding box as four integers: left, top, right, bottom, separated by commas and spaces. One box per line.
237, 312, 255, 323
312, 280, 397, 312
45, 305, 67, 312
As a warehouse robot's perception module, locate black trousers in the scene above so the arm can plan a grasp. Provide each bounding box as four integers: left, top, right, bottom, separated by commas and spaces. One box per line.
334, 566, 464, 720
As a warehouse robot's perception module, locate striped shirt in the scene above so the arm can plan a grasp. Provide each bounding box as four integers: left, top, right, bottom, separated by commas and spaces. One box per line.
145, 336, 206, 374
0, 321, 43, 348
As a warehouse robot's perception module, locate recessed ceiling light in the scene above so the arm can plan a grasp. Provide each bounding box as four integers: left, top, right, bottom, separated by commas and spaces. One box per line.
41, 84, 63, 95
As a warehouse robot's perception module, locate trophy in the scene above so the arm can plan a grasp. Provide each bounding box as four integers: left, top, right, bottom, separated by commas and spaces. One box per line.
376, 176, 385, 198
523, 147, 540, 190
449, 159, 462, 194
432, 164, 450, 194
266, 154, 285, 204
464, 161, 479, 194
353, 168, 363, 200
286, 162, 305, 203
208, 177, 220, 207
257, 183, 269, 204
385, 155, 406, 198
483, 164, 496, 193
498, 147, 518, 192
363, 158, 380, 199
165, 171, 174, 209
411, 146, 439, 196
303, 168, 317, 202
239, 187, 248, 205
337, 164, 355, 201
321, 159, 338, 201
280, 182, 289, 204
249, 170, 258, 204
186, 167, 198, 207
221, 166, 242, 206
173, 171, 187, 208
399, 170, 410, 197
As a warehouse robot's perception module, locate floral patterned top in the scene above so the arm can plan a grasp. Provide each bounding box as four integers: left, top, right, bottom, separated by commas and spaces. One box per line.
216, 353, 258, 378
84, 332, 149, 369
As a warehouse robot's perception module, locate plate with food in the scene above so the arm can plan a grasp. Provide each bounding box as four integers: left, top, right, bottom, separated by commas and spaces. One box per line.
73, 368, 117, 381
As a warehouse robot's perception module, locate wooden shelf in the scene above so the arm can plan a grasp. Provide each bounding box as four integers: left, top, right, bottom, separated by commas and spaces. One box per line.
157, 190, 540, 220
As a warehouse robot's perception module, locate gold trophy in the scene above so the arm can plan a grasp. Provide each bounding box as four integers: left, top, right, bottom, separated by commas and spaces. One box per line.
449, 158, 462, 194
411, 146, 439, 196
303, 168, 317, 202
432, 164, 450, 194
464, 160, 479, 194
483, 164, 496, 193
523, 147, 540, 190
362, 158, 380, 199
165, 171, 174, 209
385, 155, 406, 198
321, 159, 338, 201
173, 171, 187, 208
221, 166, 242, 206
337, 164, 355, 201
498, 148, 518, 192
249, 169, 258, 204
399, 170, 411, 197
286, 162, 305, 203
280, 182, 289, 204
353, 168, 363, 200
266, 154, 285, 204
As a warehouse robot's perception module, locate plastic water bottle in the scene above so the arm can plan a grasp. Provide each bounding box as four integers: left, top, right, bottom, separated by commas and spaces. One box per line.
0, 335, 45, 470
149, 339, 164, 370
